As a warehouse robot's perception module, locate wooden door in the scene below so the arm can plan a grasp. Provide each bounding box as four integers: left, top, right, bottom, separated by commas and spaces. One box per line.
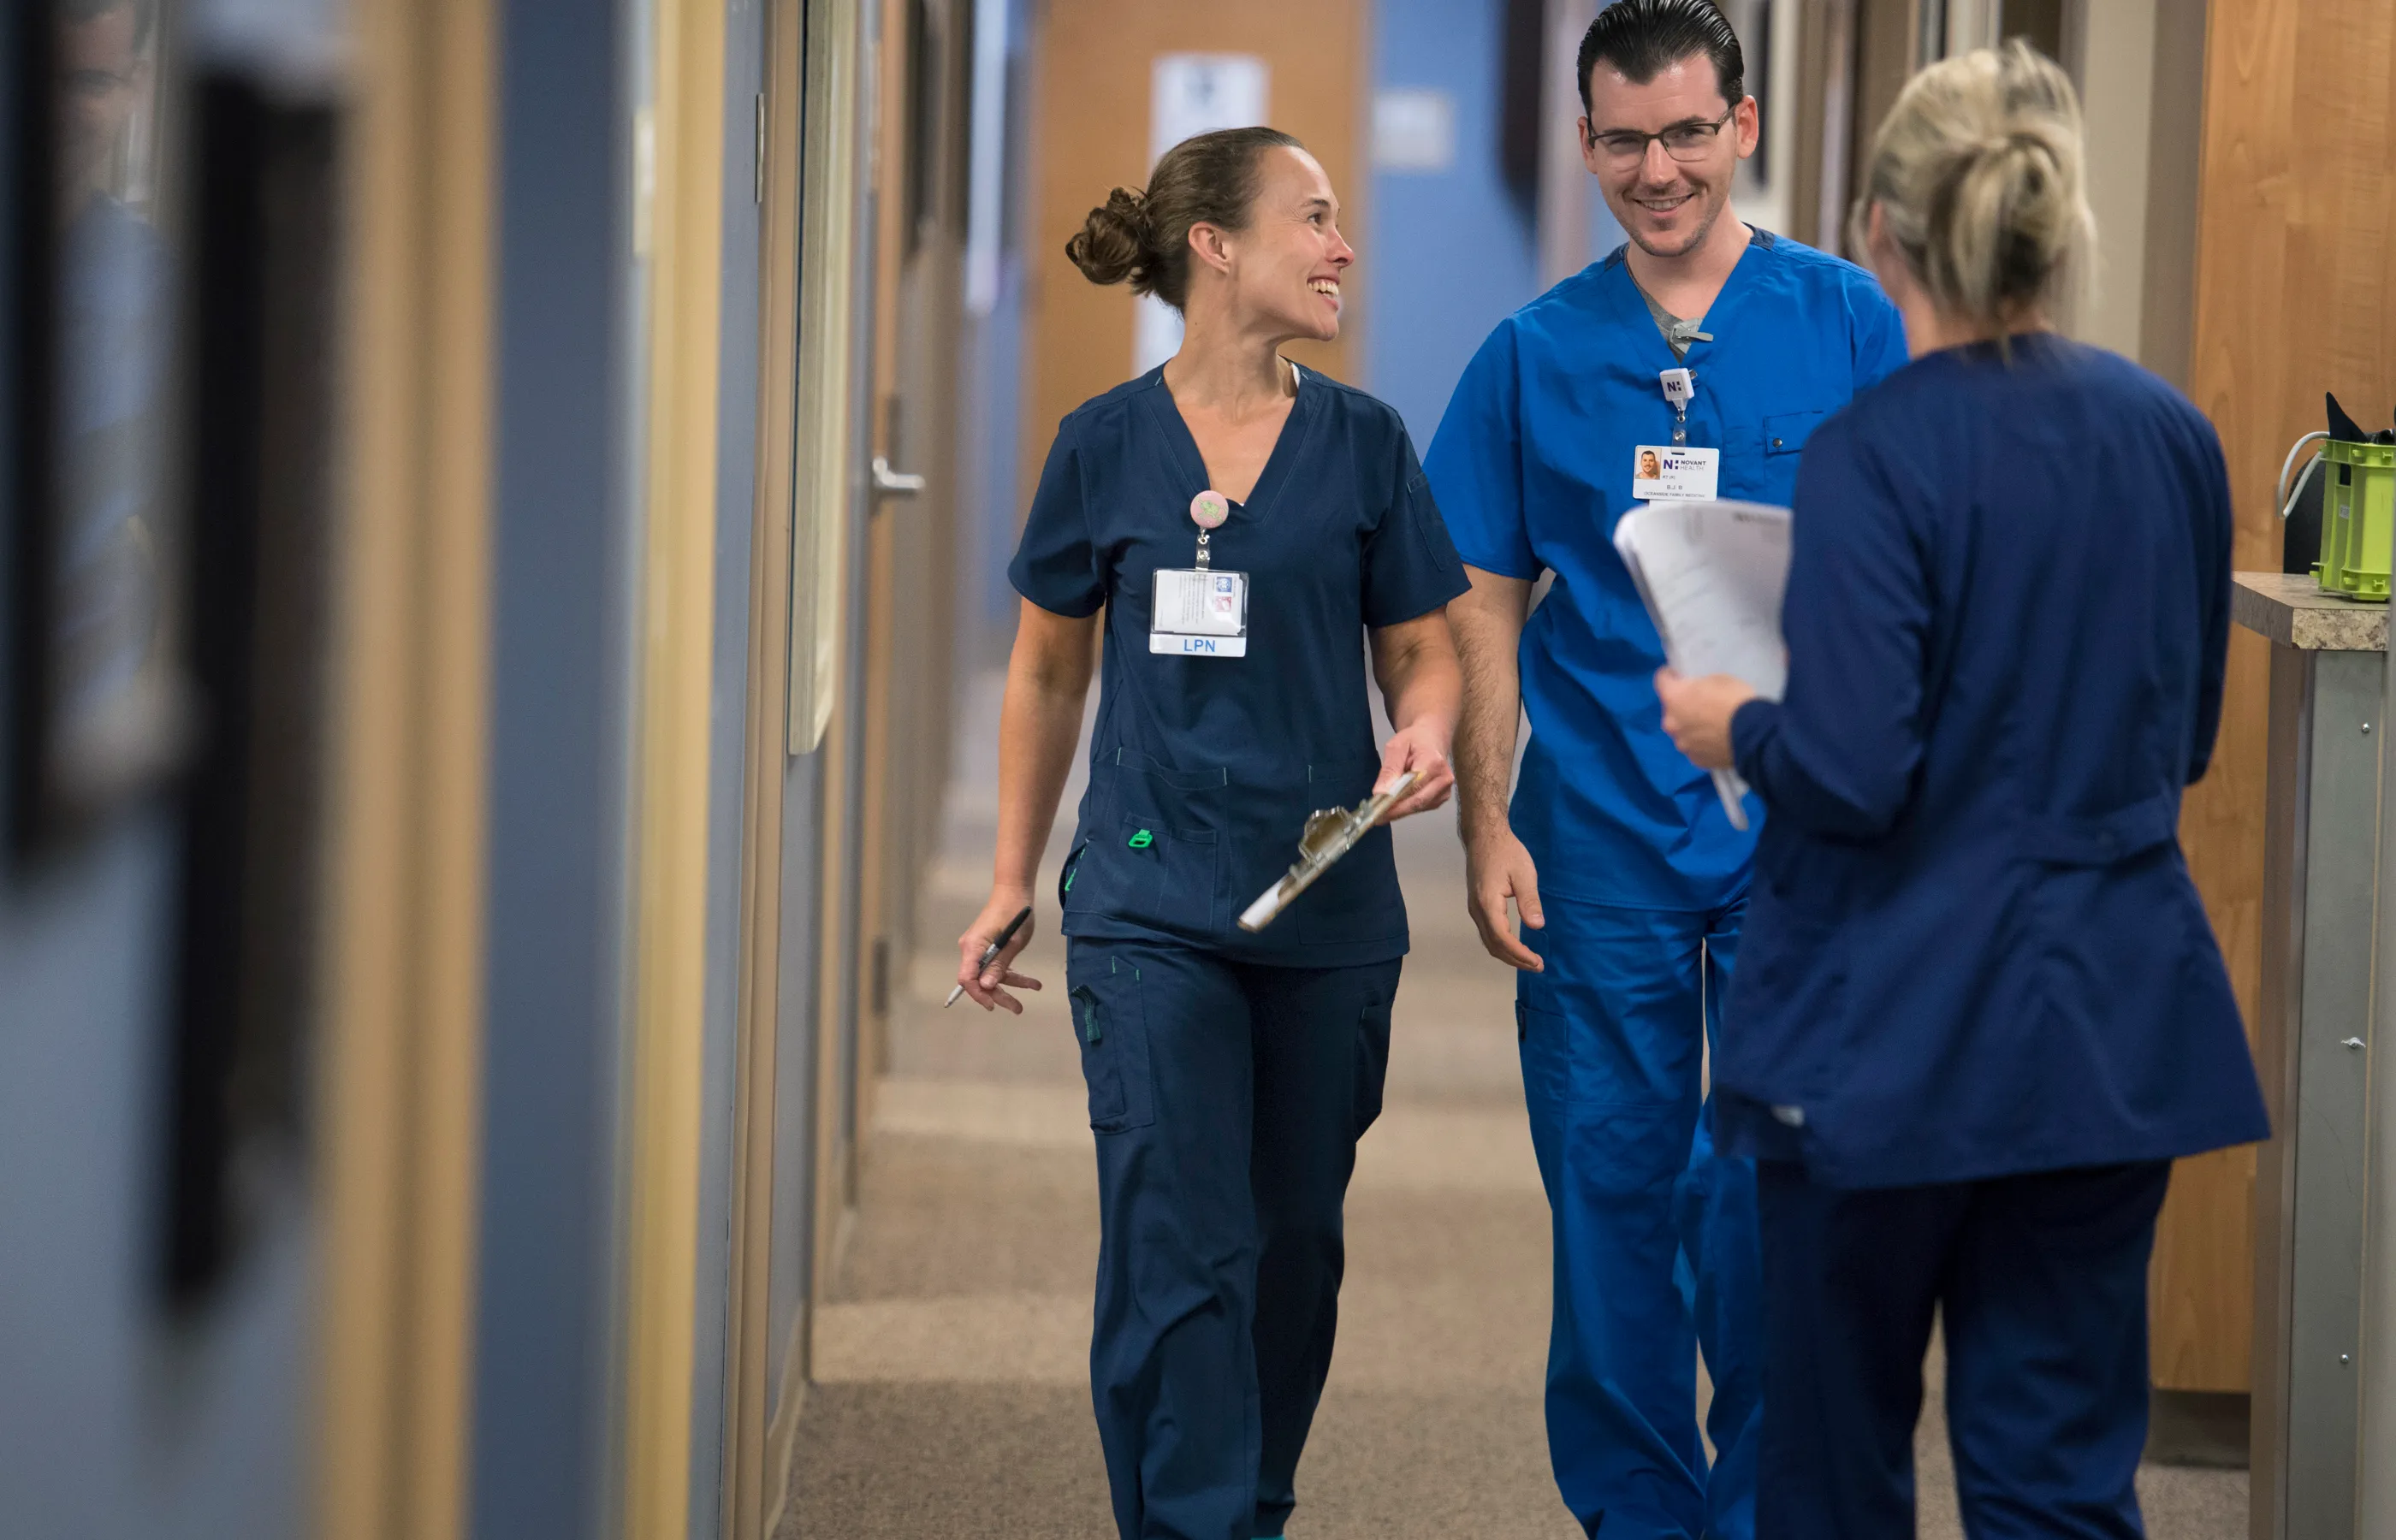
1024, 0, 1371, 512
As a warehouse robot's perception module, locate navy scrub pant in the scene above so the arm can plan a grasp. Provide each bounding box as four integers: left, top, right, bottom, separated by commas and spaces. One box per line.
1067, 939, 1398, 1540
1517, 896, 1760, 1540
1756, 1158, 2174, 1539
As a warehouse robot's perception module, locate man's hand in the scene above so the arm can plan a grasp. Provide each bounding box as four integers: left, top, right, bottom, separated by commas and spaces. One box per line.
956, 888, 1042, 1014
1464, 824, 1545, 971
1374, 720, 1456, 822
1655, 668, 1758, 772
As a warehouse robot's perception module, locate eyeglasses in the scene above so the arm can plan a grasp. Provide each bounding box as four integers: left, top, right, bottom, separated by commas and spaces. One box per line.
1586, 108, 1735, 167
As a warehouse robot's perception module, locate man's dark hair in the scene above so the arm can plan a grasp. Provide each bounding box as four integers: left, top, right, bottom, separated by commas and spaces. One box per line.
1577, 0, 1745, 118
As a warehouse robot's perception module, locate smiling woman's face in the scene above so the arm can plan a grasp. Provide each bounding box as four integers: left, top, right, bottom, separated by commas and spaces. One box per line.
1580, 53, 1758, 262
1202, 145, 1355, 344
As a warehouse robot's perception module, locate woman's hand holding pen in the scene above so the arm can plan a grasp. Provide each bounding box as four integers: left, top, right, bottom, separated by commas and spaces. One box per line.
957, 887, 1043, 1014
1374, 720, 1456, 823
1655, 667, 1757, 772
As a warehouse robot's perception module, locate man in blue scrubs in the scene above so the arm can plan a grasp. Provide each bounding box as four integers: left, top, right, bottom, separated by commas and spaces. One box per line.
1422, 3, 1907, 1536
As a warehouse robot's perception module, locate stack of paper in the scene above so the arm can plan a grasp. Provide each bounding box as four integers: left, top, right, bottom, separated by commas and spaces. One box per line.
1613, 500, 1793, 831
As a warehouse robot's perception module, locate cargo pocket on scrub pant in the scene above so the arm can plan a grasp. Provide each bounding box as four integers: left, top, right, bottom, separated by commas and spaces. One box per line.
1070, 958, 1155, 1134
1514, 997, 1577, 1109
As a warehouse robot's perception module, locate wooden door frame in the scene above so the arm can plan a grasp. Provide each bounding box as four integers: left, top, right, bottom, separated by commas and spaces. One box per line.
721, 0, 833, 1532
620, 0, 730, 1531
315, 1, 495, 1537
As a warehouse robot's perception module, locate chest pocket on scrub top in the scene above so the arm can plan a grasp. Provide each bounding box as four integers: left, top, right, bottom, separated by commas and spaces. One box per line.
1092, 748, 1222, 933
1763, 409, 1827, 459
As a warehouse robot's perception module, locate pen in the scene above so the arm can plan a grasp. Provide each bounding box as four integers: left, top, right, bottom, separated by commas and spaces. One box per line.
946, 904, 1033, 1008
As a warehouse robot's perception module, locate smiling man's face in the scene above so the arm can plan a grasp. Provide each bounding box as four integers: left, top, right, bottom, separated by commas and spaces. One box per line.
1579, 52, 1758, 262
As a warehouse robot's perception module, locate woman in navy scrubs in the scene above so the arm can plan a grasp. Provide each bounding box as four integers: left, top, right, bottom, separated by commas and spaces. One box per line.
955, 127, 1468, 1540
1654, 44, 2268, 1538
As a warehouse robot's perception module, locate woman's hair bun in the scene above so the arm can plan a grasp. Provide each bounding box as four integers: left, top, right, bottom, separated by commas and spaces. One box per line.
1851, 39, 2093, 339
1067, 187, 1154, 288
1064, 127, 1303, 309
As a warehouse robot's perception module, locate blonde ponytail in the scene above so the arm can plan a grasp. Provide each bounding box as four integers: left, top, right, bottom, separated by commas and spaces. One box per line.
1851, 41, 2094, 339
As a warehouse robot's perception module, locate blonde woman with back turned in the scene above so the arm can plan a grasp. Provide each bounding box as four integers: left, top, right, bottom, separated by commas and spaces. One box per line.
1653, 43, 2268, 1538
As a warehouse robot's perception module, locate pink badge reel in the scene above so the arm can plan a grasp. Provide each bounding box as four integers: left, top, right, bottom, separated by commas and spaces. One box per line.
1189, 490, 1231, 530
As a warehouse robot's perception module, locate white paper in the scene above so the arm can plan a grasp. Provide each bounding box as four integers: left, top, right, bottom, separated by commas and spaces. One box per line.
1613, 499, 1793, 831
1135, 54, 1269, 376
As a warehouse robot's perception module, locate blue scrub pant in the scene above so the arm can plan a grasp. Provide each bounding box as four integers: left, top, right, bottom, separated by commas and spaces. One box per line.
1755, 1158, 2172, 1539
1518, 896, 1759, 1539
1067, 939, 1398, 1540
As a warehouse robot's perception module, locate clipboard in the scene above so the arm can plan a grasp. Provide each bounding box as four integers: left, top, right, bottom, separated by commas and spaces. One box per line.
1237, 771, 1418, 933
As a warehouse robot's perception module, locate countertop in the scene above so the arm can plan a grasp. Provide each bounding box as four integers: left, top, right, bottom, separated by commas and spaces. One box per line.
2233, 572, 2388, 651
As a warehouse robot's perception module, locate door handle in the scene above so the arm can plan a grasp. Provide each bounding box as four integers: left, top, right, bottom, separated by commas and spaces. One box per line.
870, 455, 925, 500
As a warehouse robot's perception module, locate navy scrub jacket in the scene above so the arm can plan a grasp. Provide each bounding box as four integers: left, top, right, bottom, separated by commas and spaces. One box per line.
1010, 364, 1470, 967
1720, 336, 2270, 1188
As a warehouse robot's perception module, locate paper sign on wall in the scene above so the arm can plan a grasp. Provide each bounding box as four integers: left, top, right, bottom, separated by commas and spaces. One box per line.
1373, 89, 1457, 172
1135, 53, 1270, 376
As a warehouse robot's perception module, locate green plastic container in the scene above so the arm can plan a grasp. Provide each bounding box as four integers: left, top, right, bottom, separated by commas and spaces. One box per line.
2315, 438, 2396, 602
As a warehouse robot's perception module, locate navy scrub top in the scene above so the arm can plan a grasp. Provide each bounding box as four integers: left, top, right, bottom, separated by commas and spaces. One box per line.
1425, 234, 1909, 909
1010, 364, 1469, 967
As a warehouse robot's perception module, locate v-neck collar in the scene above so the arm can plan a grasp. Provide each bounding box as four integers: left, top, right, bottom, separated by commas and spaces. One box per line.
1602, 228, 1772, 369
1141, 360, 1317, 527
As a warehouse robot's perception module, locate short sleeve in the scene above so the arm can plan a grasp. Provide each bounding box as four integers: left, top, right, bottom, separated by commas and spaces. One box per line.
1361, 430, 1471, 628
1007, 418, 1106, 617
1423, 322, 1539, 579
1850, 278, 1911, 390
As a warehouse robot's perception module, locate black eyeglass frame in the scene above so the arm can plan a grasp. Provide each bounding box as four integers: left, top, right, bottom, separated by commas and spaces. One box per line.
1584, 105, 1739, 165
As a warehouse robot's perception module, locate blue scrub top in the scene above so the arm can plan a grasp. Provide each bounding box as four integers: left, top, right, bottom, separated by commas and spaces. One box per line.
1425, 233, 1908, 909
1720, 338, 2269, 1185
1011, 364, 1470, 966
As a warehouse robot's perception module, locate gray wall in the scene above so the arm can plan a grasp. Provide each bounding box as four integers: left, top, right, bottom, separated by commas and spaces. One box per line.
469, 0, 642, 1534
0, 822, 312, 1540
0, 5, 313, 1535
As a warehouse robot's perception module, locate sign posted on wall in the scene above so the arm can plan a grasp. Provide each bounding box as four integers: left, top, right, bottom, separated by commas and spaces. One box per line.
1135, 53, 1269, 377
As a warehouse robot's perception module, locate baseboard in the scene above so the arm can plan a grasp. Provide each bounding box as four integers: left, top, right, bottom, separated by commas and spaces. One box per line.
2147, 1388, 2250, 1469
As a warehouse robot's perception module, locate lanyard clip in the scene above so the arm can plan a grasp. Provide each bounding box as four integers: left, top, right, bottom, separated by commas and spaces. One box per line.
1660, 367, 1695, 446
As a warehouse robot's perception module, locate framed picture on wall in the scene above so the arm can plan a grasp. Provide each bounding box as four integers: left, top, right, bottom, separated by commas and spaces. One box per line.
8, 0, 195, 860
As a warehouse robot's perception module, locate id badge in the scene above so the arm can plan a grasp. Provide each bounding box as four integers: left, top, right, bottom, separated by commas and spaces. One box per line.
1633, 445, 1722, 502
1150, 568, 1248, 656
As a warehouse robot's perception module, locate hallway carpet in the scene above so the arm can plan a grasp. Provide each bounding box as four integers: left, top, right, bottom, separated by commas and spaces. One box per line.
781, 681, 2245, 1539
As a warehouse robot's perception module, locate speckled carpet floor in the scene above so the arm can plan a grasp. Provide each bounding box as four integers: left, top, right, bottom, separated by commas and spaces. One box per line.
780, 678, 2245, 1539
